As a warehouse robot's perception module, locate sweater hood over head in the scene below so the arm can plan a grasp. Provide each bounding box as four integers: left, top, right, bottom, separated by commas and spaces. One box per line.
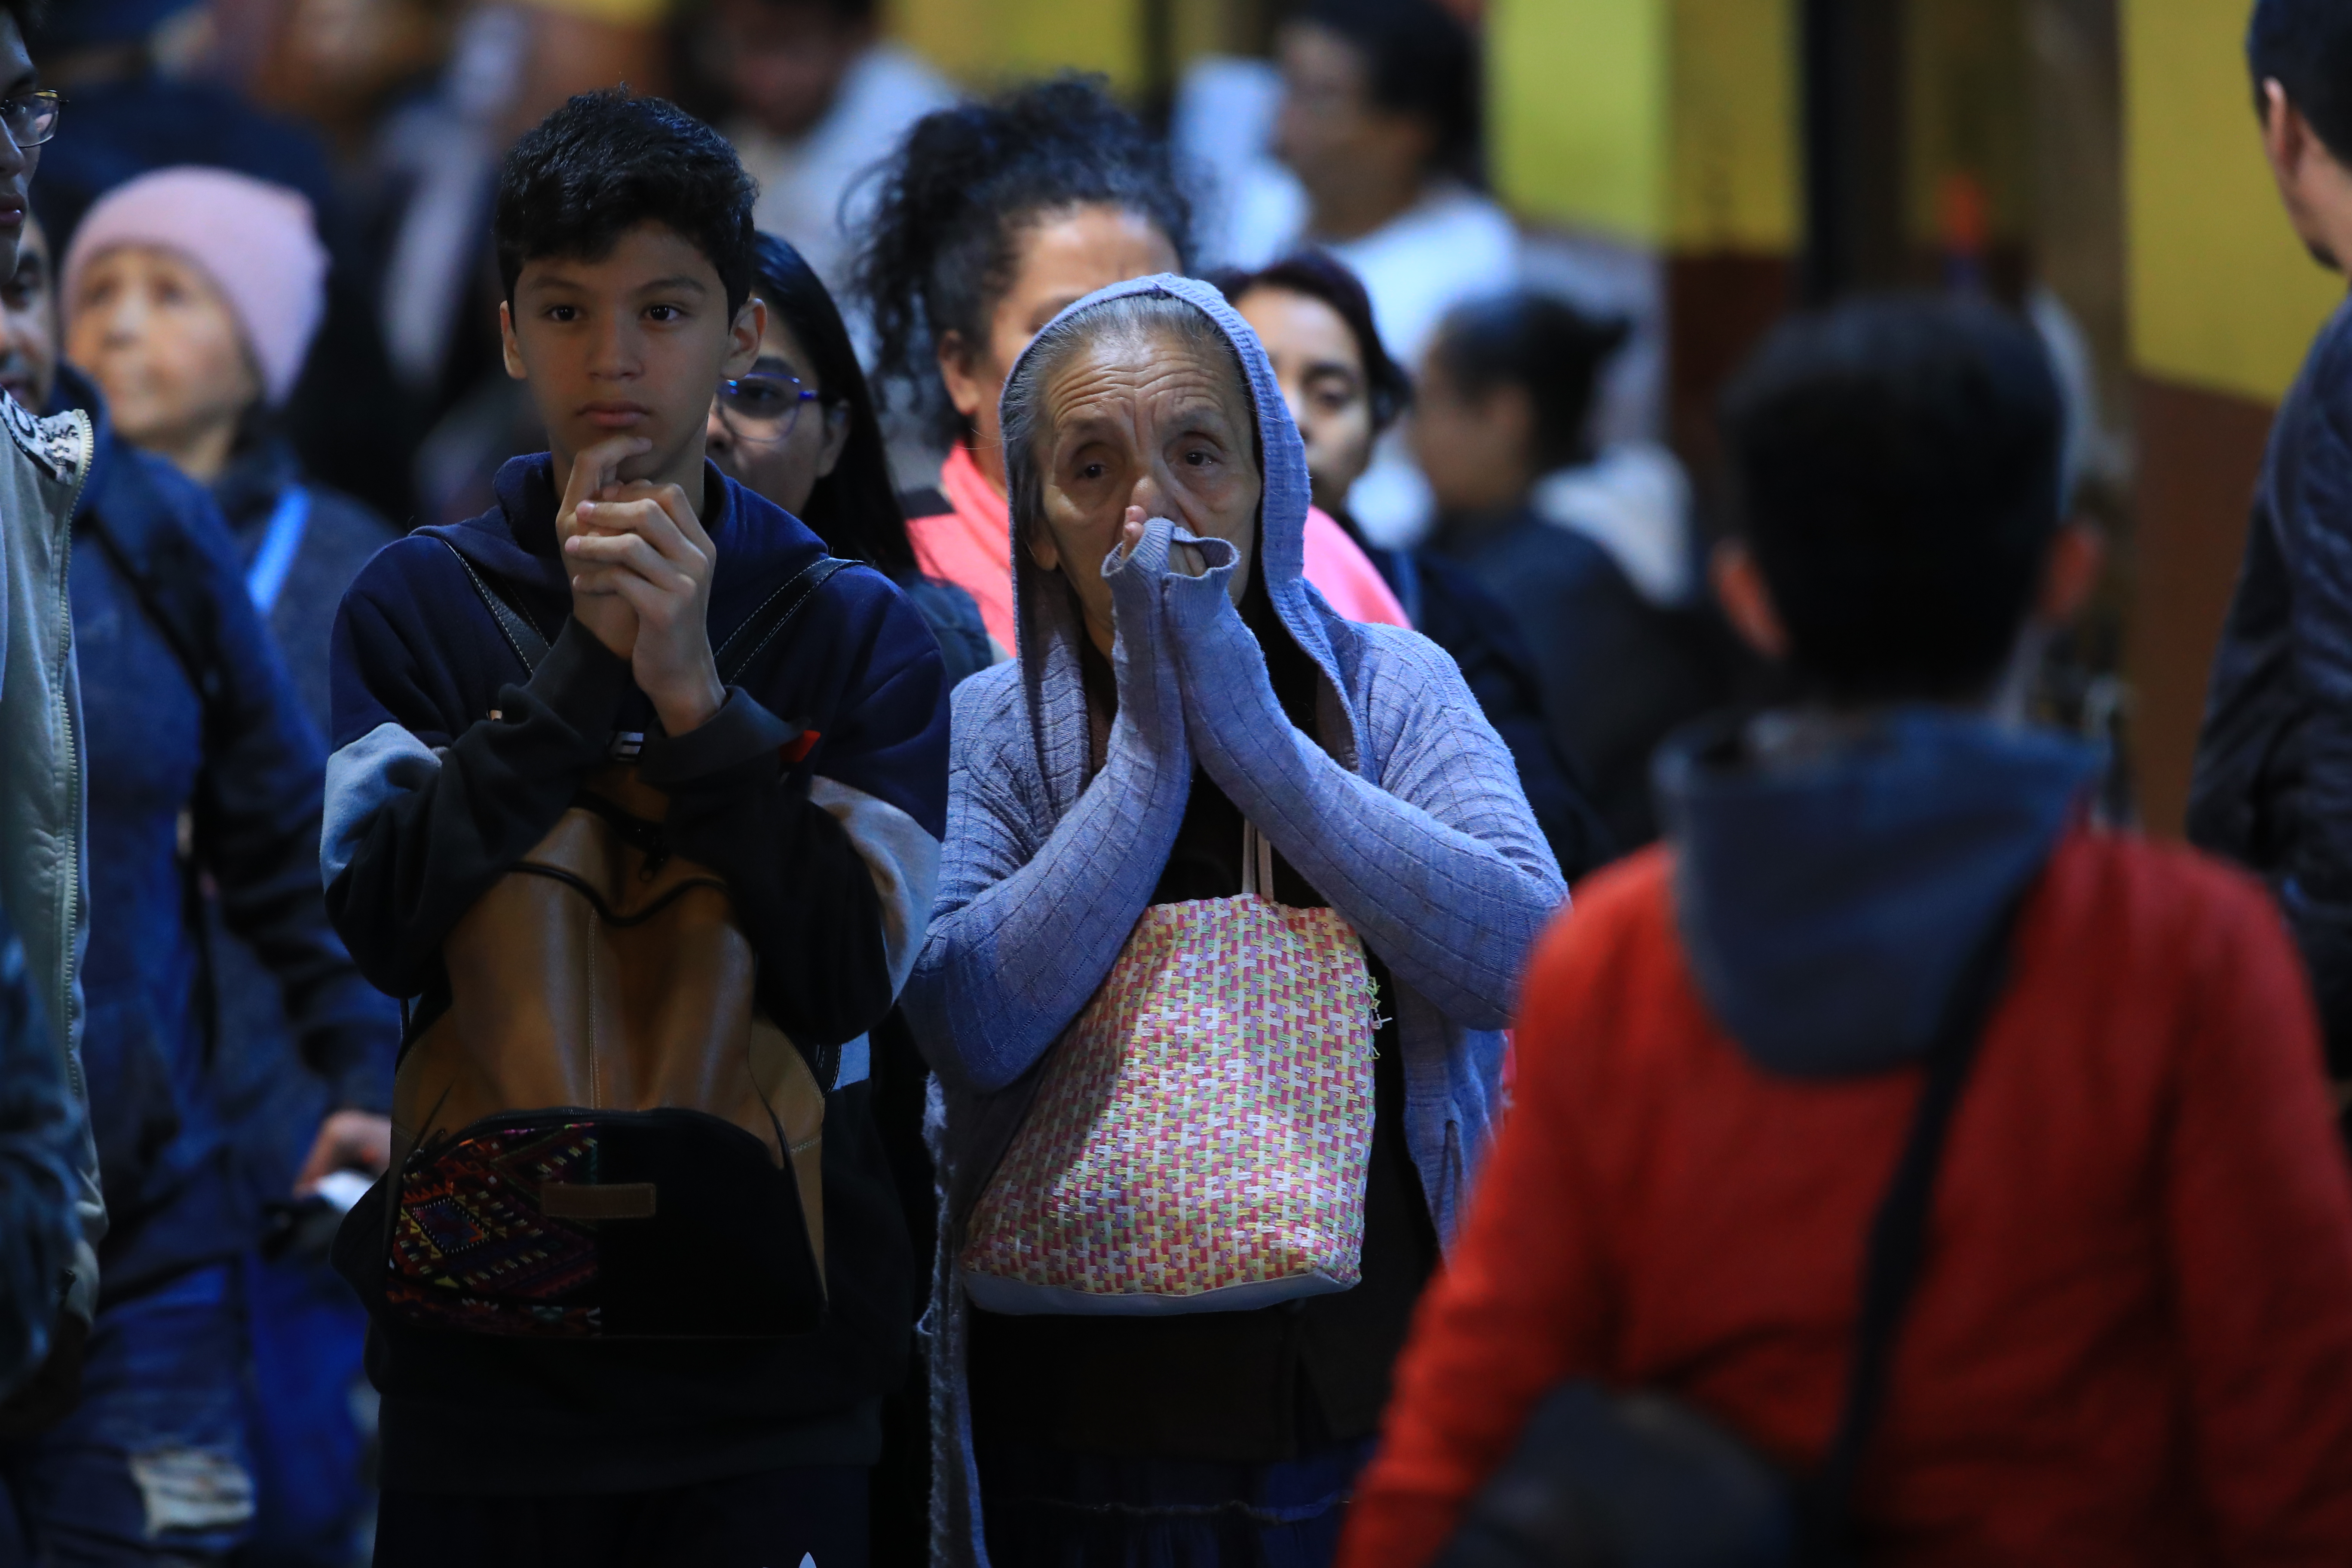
1655, 708, 2100, 1076
1001, 273, 1363, 786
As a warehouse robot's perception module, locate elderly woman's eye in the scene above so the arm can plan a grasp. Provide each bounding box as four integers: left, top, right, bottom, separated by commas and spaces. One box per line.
1077, 461, 1108, 481
1184, 447, 1216, 467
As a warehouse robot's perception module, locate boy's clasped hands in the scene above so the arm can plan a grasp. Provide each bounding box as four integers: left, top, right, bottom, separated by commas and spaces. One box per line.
557, 433, 726, 737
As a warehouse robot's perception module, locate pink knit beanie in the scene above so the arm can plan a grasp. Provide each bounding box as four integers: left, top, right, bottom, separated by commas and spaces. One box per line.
63, 166, 330, 407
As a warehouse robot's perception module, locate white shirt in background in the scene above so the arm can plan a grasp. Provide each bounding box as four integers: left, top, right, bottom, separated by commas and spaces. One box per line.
731, 43, 960, 295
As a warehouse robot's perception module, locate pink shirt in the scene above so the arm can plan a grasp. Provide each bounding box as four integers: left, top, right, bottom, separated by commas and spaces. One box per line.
907, 444, 1410, 655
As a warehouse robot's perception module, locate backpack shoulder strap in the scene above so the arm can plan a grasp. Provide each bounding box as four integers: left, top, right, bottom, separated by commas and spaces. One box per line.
714, 556, 855, 688
1803, 892, 2028, 1554
438, 537, 549, 677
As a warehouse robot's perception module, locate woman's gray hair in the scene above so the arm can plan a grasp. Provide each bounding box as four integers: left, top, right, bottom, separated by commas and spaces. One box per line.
1001, 291, 1258, 547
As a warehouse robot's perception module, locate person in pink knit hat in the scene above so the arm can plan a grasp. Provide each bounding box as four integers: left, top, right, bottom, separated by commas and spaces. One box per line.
42, 167, 403, 1564
61, 163, 399, 732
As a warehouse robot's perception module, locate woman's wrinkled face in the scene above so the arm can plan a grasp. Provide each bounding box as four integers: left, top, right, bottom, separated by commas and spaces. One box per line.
67, 244, 260, 460
1233, 284, 1374, 511
1027, 325, 1262, 655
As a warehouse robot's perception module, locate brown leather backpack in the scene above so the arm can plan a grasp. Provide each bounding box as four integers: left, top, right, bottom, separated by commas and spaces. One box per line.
380, 547, 850, 1339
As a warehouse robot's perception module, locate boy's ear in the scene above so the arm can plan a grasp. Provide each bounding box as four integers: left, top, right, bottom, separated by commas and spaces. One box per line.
1711, 539, 1790, 661
499, 301, 525, 382
726, 296, 766, 379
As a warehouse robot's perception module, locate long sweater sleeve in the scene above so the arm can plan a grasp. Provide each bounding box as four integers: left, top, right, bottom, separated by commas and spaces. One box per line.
1161, 539, 1566, 1030
903, 522, 1194, 1094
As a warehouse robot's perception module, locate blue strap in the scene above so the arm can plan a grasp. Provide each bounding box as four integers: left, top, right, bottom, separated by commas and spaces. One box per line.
244, 486, 310, 616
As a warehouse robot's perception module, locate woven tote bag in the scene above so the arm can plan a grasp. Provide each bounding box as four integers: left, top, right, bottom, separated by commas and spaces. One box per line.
961, 823, 1380, 1315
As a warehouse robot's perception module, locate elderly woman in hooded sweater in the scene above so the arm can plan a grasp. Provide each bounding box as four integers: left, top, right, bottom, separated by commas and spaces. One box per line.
903, 274, 1565, 1567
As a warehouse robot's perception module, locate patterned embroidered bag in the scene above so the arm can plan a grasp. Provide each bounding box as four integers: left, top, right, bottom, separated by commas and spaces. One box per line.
961, 823, 1380, 1314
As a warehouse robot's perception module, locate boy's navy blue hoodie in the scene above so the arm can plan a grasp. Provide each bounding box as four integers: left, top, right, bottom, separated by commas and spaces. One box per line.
58, 367, 396, 1304
323, 453, 949, 1494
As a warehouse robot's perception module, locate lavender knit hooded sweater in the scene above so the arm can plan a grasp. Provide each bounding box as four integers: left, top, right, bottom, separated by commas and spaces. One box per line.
903, 274, 1566, 1563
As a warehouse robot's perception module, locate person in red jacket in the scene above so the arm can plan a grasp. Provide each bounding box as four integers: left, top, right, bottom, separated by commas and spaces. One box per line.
1340, 297, 2352, 1567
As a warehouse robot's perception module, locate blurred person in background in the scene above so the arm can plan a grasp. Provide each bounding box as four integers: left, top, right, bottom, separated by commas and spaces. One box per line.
1415, 293, 1740, 851
26, 0, 417, 524
0, 4, 110, 1473
1219, 252, 1611, 879
1232, 0, 1516, 545
0, 200, 397, 1565
700, 0, 954, 296
854, 75, 1406, 660
64, 167, 401, 729
245, 0, 460, 172
2190, 0, 2352, 1091
57, 167, 402, 1565
1263, 0, 1510, 370
1343, 297, 2352, 1568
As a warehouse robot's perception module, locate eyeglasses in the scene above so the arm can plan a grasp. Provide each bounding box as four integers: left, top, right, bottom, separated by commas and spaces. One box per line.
715, 371, 819, 445
0, 92, 61, 150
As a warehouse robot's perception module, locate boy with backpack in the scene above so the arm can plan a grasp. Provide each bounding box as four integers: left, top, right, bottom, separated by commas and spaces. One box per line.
323, 91, 947, 1566
1339, 299, 2352, 1565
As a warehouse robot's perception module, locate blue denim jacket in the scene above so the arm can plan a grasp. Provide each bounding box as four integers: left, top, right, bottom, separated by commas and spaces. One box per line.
2191, 297, 2352, 1072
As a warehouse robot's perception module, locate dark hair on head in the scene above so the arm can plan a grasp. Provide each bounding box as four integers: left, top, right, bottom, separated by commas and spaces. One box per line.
1300, 0, 1482, 183
747, 230, 916, 580
851, 74, 1193, 449
496, 89, 757, 315
1719, 295, 2065, 704
2248, 0, 2352, 160
1211, 251, 1412, 434
1429, 293, 1629, 473
2, 0, 46, 35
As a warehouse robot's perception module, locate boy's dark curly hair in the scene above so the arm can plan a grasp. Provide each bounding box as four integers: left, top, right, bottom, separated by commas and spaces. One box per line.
849, 74, 1192, 449
495, 89, 757, 315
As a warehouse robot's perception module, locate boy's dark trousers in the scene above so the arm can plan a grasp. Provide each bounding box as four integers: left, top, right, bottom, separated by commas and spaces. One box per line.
373, 1464, 869, 1568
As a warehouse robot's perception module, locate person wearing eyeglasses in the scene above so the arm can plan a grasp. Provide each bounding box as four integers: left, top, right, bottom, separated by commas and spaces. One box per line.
0, 0, 110, 1458
707, 231, 992, 687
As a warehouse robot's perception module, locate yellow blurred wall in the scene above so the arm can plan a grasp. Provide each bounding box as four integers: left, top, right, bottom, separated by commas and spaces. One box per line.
886, 0, 1142, 92
2122, 0, 2342, 402
1489, 0, 1669, 241
1489, 0, 1797, 253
